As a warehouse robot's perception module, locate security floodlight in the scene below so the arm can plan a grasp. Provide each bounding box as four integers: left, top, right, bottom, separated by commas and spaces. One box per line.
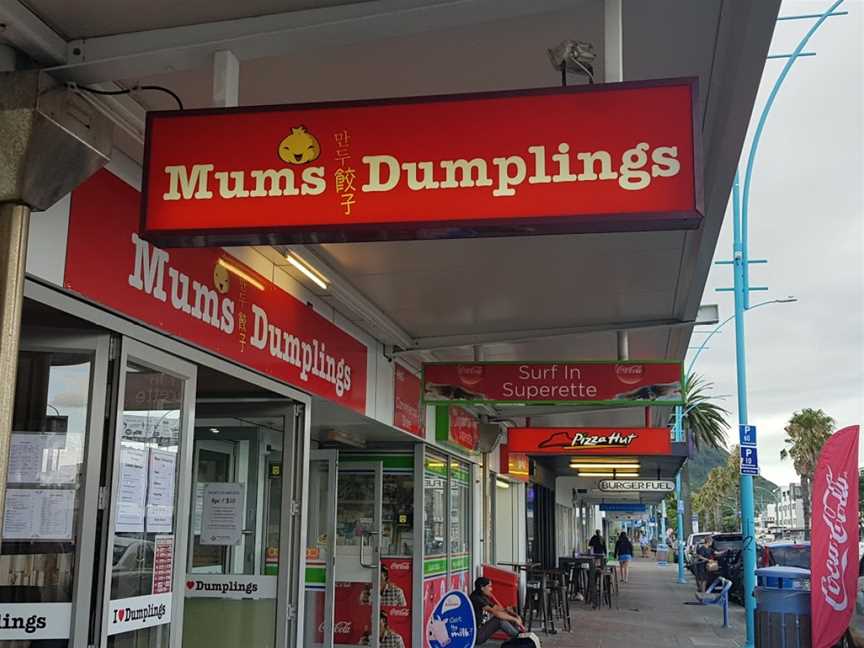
548, 40, 596, 84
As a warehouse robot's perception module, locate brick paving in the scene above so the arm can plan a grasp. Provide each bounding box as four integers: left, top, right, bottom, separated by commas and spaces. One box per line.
531, 557, 746, 648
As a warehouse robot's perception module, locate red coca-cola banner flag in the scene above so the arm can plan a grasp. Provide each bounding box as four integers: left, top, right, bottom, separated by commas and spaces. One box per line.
141, 79, 701, 246
435, 406, 479, 453
65, 171, 368, 413
508, 427, 672, 455
394, 363, 423, 437
811, 425, 860, 648
423, 361, 683, 406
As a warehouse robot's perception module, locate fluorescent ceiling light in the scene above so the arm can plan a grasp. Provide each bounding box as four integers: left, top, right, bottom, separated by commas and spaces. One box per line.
576, 471, 617, 477
217, 258, 264, 290
496, 479, 510, 489
570, 463, 641, 469
567, 457, 639, 464
286, 251, 329, 290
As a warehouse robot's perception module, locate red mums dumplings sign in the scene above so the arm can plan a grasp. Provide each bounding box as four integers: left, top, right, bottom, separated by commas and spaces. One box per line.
65, 171, 367, 413
141, 79, 701, 246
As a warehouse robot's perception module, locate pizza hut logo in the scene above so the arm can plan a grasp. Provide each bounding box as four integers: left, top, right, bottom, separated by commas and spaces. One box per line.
615, 364, 644, 385
457, 365, 483, 386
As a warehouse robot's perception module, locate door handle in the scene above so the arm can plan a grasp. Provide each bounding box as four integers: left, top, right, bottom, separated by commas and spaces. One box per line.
359, 531, 380, 569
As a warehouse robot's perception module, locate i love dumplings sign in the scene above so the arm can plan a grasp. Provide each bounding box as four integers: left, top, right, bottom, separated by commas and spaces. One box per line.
141, 79, 701, 247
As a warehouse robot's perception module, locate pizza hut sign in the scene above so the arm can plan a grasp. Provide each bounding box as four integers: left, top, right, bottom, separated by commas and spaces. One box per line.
507, 427, 671, 456
141, 79, 701, 246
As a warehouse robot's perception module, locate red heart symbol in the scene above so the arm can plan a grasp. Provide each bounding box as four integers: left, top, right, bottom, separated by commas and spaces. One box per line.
117, 609, 125, 622
186, 580, 196, 590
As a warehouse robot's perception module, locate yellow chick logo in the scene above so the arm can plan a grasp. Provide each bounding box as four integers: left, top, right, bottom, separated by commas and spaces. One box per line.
213, 263, 230, 294
278, 126, 321, 165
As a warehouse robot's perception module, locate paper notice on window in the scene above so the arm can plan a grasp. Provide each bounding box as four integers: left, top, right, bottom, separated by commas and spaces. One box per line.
116, 445, 148, 533
8, 433, 69, 484
3, 489, 75, 540
200, 483, 244, 546
146, 449, 177, 533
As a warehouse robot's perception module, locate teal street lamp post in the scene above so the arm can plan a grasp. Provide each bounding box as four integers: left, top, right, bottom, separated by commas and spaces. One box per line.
674, 298, 794, 584
723, 4, 843, 644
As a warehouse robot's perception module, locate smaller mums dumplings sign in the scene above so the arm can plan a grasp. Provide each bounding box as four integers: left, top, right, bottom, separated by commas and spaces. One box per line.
141, 79, 701, 246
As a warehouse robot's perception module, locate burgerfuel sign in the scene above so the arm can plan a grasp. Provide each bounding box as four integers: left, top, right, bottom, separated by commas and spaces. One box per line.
141, 79, 701, 246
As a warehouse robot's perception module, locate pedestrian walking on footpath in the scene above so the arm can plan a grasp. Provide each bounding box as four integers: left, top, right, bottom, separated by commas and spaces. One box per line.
614, 531, 634, 583
588, 529, 607, 556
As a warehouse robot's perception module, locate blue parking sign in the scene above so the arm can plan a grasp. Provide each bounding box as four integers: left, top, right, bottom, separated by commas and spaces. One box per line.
740, 446, 759, 475
739, 425, 757, 447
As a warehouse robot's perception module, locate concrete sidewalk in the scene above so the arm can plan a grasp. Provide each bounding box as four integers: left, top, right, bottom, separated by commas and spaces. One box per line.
535, 557, 746, 647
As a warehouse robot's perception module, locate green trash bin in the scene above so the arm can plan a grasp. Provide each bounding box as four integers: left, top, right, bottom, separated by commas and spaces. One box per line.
755, 566, 811, 648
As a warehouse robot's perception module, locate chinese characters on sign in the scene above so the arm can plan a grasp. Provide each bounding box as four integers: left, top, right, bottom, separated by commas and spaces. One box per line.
333, 129, 357, 216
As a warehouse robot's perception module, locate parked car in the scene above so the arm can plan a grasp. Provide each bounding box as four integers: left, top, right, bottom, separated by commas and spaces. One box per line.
686, 532, 716, 572
763, 541, 810, 569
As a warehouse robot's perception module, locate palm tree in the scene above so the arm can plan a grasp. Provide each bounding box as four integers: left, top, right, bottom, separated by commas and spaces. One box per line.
780, 408, 835, 539
674, 373, 730, 536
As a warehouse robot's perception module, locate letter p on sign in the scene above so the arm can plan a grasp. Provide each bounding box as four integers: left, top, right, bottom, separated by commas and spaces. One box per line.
739, 446, 759, 475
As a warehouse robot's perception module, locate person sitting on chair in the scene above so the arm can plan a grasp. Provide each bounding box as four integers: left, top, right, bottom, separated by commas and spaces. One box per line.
470, 577, 523, 645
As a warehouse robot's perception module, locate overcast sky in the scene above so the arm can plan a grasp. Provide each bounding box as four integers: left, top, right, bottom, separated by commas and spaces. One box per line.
685, 0, 863, 488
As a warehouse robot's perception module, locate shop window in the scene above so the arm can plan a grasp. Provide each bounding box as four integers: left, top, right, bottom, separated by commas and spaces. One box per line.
449, 461, 470, 555
423, 453, 447, 558
448, 459, 471, 594
382, 473, 414, 557
1, 351, 94, 646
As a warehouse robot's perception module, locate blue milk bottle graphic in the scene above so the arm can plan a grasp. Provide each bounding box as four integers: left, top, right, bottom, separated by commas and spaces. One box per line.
426, 590, 476, 648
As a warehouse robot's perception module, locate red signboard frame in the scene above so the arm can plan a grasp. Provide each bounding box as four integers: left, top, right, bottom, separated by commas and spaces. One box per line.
393, 363, 423, 437
141, 79, 702, 247
499, 445, 530, 481
434, 406, 479, 453
423, 361, 684, 406
64, 171, 368, 413
507, 427, 672, 455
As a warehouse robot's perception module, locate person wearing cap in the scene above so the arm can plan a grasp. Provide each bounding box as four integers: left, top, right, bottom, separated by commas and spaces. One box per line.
469, 577, 523, 645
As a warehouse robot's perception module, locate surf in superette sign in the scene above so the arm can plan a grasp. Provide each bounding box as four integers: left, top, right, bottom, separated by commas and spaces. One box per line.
423, 361, 683, 406
141, 79, 701, 246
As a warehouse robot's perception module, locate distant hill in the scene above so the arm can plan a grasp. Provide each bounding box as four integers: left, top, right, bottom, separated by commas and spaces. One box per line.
688, 445, 780, 513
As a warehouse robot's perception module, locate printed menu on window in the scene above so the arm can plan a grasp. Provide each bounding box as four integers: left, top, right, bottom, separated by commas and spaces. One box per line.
115, 445, 148, 533
146, 449, 177, 533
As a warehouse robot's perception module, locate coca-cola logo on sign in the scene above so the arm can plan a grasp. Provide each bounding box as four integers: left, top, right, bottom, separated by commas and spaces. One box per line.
388, 561, 411, 571
388, 607, 410, 617
615, 364, 644, 385
319, 621, 352, 634
820, 466, 852, 612
457, 365, 483, 386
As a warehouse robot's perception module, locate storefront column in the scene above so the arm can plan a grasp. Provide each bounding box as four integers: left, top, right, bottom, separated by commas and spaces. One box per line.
0, 69, 111, 541
0, 203, 30, 534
